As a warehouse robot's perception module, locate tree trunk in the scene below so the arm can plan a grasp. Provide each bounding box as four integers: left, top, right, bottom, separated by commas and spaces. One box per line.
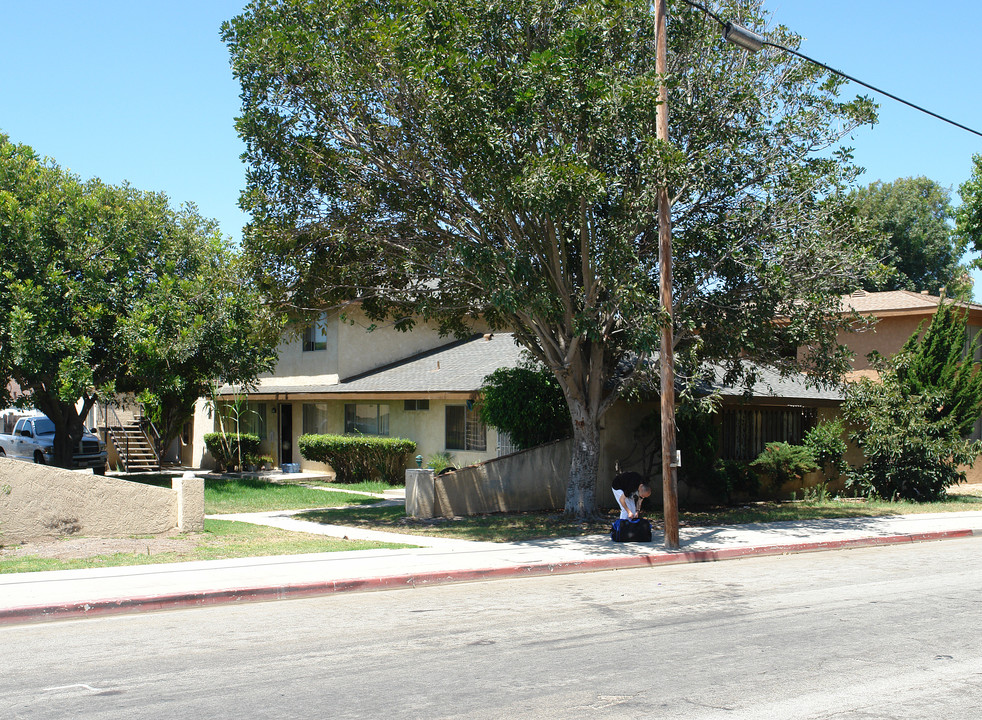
564, 402, 602, 520
33, 394, 90, 469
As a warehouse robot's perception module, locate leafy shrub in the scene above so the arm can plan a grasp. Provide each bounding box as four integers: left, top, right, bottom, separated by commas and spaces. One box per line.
802, 419, 848, 477
480, 364, 571, 450
426, 451, 456, 474
844, 381, 980, 501
204, 432, 262, 472
841, 301, 982, 501
716, 459, 760, 502
749, 442, 818, 493
298, 434, 417, 484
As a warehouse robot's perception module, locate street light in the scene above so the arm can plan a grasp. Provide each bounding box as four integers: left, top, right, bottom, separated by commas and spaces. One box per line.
722, 22, 765, 52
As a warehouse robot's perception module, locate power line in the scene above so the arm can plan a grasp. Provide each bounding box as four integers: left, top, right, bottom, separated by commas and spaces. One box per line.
677, 0, 982, 139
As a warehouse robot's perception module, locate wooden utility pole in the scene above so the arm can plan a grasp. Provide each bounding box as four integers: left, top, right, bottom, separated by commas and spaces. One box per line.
655, 0, 680, 550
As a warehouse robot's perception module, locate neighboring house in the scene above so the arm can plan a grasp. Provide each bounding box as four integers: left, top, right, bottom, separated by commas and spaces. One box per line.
830, 289, 982, 484
838, 289, 982, 440
840, 289, 982, 374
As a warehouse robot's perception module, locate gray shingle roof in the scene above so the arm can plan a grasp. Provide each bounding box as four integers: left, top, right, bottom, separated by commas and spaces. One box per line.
221, 333, 527, 397
713, 364, 843, 403
224, 332, 837, 403
324, 333, 525, 394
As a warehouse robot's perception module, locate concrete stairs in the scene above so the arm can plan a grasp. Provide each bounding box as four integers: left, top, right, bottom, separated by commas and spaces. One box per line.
107, 422, 159, 473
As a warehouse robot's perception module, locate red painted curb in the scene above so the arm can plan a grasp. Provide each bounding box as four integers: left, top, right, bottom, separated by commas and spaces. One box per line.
0, 528, 975, 626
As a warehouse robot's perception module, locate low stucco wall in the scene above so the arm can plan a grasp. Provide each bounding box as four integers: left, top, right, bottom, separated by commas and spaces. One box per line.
408, 440, 570, 518
0, 458, 203, 543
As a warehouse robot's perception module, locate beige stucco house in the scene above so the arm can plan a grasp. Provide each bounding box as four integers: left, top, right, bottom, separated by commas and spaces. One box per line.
834, 289, 982, 482
188, 307, 845, 496
190, 311, 525, 473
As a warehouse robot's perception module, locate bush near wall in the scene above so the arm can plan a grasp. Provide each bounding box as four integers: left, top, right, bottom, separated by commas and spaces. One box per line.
298, 434, 417, 484
203, 433, 262, 472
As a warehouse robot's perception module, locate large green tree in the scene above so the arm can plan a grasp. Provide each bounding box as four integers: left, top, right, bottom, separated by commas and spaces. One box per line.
0, 134, 280, 469
957, 154, 982, 265
850, 177, 968, 295
224, 0, 877, 517
122, 223, 282, 463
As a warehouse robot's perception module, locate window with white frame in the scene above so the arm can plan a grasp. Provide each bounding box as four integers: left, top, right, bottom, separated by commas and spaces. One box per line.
445, 404, 486, 451
303, 314, 328, 352
302, 403, 330, 435
344, 403, 390, 435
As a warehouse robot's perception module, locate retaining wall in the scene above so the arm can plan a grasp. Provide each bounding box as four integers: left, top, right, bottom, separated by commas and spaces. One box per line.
0, 458, 203, 543
407, 440, 570, 518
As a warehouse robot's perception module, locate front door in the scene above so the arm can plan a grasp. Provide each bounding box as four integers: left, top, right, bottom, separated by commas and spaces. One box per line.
279, 404, 293, 465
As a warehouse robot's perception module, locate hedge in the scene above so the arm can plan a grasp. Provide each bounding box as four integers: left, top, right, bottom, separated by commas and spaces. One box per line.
204, 432, 262, 472
298, 434, 417, 484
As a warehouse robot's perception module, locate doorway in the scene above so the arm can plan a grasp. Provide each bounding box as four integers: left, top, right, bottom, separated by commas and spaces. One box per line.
279, 404, 293, 466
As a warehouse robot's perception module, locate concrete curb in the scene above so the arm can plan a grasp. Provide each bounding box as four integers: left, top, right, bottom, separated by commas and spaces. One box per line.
1, 528, 975, 627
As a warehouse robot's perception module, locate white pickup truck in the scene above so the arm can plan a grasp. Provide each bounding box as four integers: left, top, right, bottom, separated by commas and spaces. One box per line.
0, 414, 107, 474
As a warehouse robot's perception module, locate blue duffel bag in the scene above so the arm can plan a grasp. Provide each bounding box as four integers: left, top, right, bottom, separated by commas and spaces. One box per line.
611, 517, 652, 542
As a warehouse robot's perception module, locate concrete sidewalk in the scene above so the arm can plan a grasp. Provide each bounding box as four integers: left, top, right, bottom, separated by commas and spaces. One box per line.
2, 510, 981, 626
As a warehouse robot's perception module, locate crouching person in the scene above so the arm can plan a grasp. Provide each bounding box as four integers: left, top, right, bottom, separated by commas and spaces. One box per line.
611, 471, 651, 520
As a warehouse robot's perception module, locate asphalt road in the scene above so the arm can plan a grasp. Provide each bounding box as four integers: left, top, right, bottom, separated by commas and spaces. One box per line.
4, 537, 982, 719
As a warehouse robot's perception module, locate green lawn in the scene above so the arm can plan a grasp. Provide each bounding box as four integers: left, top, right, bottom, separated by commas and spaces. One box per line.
297, 487, 982, 543
5, 477, 981, 573
121, 474, 387, 514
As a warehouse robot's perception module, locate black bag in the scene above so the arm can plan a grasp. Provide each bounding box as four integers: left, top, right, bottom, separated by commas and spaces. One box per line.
611, 517, 652, 543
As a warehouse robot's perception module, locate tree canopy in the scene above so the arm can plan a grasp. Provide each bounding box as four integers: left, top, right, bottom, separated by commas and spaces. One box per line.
480, 362, 571, 451
850, 177, 968, 296
957, 154, 982, 267
0, 133, 281, 468
224, 0, 878, 517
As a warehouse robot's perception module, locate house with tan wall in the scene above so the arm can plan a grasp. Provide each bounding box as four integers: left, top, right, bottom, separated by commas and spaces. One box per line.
189, 306, 846, 509
833, 289, 982, 482
838, 289, 982, 378
190, 310, 521, 473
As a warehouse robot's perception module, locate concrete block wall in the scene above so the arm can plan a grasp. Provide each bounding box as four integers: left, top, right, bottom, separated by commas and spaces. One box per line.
407, 440, 570, 518
0, 458, 204, 543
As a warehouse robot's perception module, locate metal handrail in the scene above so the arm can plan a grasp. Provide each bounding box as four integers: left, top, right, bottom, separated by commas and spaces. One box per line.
102, 403, 131, 473
101, 401, 161, 472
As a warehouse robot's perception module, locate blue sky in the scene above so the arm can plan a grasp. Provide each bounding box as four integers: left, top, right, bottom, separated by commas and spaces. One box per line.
3, 1, 981, 293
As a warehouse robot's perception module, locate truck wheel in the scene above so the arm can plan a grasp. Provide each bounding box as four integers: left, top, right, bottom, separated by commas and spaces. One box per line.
94, 465, 106, 476
0, 447, 5, 456
34, 450, 45, 465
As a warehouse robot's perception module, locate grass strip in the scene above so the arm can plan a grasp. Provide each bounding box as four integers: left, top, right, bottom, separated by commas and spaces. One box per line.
121, 475, 386, 514
0, 519, 414, 574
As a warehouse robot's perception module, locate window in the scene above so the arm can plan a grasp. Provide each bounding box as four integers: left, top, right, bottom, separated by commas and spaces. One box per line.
217, 401, 267, 439
404, 399, 430, 412
496, 431, 519, 457
720, 406, 816, 461
345, 403, 390, 435
303, 314, 328, 352
446, 405, 486, 451
302, 403, 330, 435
